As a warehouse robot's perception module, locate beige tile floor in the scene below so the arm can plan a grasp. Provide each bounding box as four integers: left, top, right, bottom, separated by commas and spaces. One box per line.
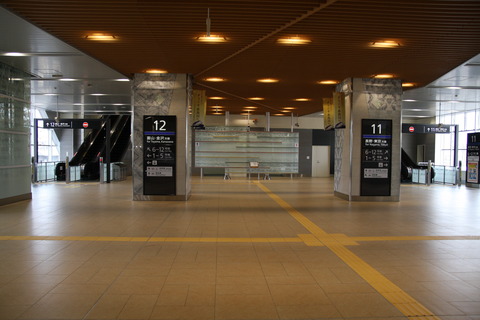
0, 177, 479, 320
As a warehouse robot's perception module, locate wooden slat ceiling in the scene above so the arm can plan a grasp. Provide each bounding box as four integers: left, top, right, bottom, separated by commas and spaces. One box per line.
1, 0, 480, 116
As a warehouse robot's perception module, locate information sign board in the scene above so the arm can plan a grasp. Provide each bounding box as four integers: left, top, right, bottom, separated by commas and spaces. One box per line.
143, 115, 176, 195
361, 119, 392, 196
467, 132, 480, 185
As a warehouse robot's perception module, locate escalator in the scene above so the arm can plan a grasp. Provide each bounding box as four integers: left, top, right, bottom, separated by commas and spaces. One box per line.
69, 115, 131, 180
401, 148, 434, 182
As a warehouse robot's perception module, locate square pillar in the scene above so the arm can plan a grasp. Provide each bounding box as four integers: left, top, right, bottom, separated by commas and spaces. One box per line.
132, 73, 192, 200
334, 78, 402, 201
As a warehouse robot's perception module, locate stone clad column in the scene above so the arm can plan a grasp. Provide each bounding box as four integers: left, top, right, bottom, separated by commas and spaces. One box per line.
132, 73, 192, 200
334, 78, 402, 201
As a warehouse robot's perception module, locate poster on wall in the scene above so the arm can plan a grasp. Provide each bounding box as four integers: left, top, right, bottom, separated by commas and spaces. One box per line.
333, 92, 346, 128
143, 115, 177, 195
323, 98, 334, 130
360, 119, 392, 196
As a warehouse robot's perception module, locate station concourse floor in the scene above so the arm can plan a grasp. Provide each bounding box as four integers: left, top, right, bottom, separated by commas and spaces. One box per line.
0, 177, 480, 320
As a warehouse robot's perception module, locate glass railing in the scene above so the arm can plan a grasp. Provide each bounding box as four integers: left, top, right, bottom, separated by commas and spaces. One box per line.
432, 165, 457, 185
411, 168, 428, 184
35, 162, 127, 183
35, 161, 60, 182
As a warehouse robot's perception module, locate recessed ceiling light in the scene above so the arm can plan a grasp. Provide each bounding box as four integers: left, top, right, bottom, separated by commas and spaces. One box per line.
209, 96, 226, 100
212, 112, 224, 115
248, 97, 264, 101
317, 80, 339, 85
273, 113, 285, 116
370, 40, 401, 48
293, 98, 311, 102
281, 110, 292, 113
373, 74, 395, 79
257, 78, 279, 83
210, 105, 224, 108
277, 36, 311, 45
196, 35, 227, 43
283, 107, 295, 110
402, 82, 415, 87
85, 33, 117, 41
146, 69, 168, 74
244, 106, 258, 109
204, 77, 226, 82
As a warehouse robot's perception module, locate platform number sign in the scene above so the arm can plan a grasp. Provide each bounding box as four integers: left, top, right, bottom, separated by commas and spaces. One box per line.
361, 119, 392, 196
466, 132, 480, 185
143, 115, 176, 195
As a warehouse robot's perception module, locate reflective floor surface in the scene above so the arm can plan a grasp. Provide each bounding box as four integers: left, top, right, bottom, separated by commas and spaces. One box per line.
0, 177, 480, 320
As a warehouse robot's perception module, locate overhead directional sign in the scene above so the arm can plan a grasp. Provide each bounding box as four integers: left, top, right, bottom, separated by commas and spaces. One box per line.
402, 123, 451, 134
36, 119, 103, 129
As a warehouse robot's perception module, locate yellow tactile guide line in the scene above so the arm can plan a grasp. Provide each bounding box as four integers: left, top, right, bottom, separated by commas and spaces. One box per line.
4, 181, 480, 319
254, 181, 441, 320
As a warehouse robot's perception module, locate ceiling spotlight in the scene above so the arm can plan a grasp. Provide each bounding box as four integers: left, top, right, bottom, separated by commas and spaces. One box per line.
244, 106, 258, 109
85, 33, 117, 41
257, 78, 279, 83
370, 40, 401, 48
402, 82, 415, 87
248, 97, 264, 101
277, 36, 311, 45
317, 80, 339, 85
208, 96, 226, 100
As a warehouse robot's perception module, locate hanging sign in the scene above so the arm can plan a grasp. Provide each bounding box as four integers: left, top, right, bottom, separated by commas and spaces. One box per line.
333, 92, 346, 128
323, 98, 335, 130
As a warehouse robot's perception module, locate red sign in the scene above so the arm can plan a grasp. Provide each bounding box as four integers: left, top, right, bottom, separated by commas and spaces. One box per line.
83, 122, 89, 128
409, 126, 414, 133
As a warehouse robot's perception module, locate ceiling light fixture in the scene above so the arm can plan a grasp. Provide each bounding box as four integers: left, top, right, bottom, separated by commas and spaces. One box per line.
196, 9, 227, 43
145, 69, 168, 74
283, 107, 295, 110
248, 97, 265, 101
317, 80, 339, 85
204, 77, 226, 82
85, 33, 117, 41
370, 40, 401, 48
208, 96, 226, 100
257, 78, 279, 83
402, 82, 415, 87
244, 106, 258, 109
293, 98, 311, 102
277, 36, 311, 45
373, 74, 395, 79
3, 52, 29, 56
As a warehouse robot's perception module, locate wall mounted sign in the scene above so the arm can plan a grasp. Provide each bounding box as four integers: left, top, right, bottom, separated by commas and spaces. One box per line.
143, 115, 176, 195
361, 119, 392, 196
